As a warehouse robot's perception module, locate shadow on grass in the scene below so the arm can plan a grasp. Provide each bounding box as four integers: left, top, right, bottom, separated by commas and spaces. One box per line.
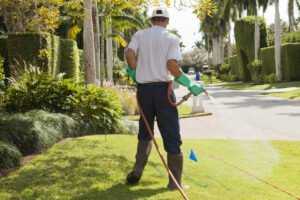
74, 182, 168, 200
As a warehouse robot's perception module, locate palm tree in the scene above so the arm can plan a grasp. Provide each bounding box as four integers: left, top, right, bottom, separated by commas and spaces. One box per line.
92, 0, 101, 83
288, 0, 297, 31
83, 0, 97, 84
273, 0, 282, 81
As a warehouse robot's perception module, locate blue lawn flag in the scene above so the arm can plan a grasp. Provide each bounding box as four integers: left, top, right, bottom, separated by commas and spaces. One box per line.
189, 149, 198, 162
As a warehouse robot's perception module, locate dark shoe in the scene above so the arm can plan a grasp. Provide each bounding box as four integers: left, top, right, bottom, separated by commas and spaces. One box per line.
126, 171, 141, 185
126, 140, 152, 185
167, 153, 183, 190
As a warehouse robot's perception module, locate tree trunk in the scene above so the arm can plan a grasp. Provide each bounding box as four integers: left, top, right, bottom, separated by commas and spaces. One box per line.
227, 22, 232, 58
92, 1, 101, 84
100, 16, 106, 82
288, 0, 296, 32
83, 0, 96, 84
106, 17, 113, 82
274, 0, 282, 81
254, 20, 260, 60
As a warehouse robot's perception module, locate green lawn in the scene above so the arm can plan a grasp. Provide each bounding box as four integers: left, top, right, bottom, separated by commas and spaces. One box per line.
1, 135, 300, 200
223, 81, 300, 91
268, 89, 300, 100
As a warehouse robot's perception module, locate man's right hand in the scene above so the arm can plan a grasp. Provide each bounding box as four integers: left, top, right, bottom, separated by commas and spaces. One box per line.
188, 83, 204, 96
175, 73, 205, 96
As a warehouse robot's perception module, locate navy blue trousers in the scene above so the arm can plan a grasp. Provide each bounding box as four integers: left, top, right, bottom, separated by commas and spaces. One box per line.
137, 82, 182, 154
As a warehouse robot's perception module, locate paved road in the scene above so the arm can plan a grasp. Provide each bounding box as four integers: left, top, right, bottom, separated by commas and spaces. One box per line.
173, 86, 300, 140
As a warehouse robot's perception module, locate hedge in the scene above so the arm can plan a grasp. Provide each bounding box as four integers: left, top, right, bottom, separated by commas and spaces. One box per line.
234, 16, 267, 81
5, 33, 80, 81
282, 32, 300, 44
260, 43, 300, 81
0, 141, 21, 170
0, 36, 9, 80
0, 110, 79, 155
228, 55, 242, 80
7, 32, 52, 73
60, 39, 80, 82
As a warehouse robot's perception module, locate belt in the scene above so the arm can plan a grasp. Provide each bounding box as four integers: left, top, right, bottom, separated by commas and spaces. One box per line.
137, 82, 169, 86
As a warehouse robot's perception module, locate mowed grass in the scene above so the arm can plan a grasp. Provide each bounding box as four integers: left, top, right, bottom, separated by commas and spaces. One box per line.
223, 81, 300, 91
269, 89, 300, 100
1, 135, 300, 200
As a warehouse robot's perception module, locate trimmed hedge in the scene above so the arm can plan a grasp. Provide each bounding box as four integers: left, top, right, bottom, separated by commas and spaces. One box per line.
5, 33, 80, 81
282, 32, 300, 44
0, 141, 21, 170
234, 16, 267, 81
260, 43, 300, 81
60, 39, 80, 82
228, 55, 242, 80
0, 36, 9, 80
7, 32, 52, 73
0, 110, 79, 155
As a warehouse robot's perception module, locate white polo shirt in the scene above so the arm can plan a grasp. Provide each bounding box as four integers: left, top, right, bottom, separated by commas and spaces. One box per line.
127, 25, 182, 83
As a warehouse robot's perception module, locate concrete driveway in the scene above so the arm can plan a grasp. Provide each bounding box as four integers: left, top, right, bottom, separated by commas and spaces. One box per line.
174, 86, 300, 140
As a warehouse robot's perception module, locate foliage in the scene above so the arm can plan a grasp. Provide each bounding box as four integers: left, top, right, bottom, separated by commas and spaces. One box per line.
3, 69, 123, 135
0, 0, 63, 33
116, 90, 138, 116
0, 110, 79, 155
220, 63, 230, 74
0, 141, 21, 170
60, 39, 80, 82
263, 73, 277, 84
73, 85, 123, 134
248, 59, 263, 83
234, 16, 267, 82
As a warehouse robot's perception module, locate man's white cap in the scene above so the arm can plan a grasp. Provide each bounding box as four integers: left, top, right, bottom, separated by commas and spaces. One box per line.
150, 7, 169, 19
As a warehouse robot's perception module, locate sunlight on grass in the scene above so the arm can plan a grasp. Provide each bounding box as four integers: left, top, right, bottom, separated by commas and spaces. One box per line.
223, 81, 300, 91
269, 89, 300, 100
1, 135, 300, 200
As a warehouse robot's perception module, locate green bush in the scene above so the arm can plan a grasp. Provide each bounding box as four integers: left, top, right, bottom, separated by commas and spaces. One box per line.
50, 35, 61, 76
227, 55, 242, 80
234, 16, 267, 81
0, 141, 21, 170
248, 59, 263, 83
0, 110, 79, 155
282, 32, 300, 44
74, 85, 123, 134
4, 68, 79, 113
0, 36, 9, 80
220, 63, 230, 74
263, 73, 277, 83
3, 70, 123, 135
60, 39, 80, 82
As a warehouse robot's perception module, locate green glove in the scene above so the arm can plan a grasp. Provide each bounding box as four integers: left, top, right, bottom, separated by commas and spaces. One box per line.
125, 66, 136, 82
175, 73, 204, 96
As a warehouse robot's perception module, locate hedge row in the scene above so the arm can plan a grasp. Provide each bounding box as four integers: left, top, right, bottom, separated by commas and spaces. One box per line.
0, 33, 80, 81
282, 31, 300, 44
226, 43, 300, 82
0, 141, 21, 170
261, 43, 300, 81
234, 16, 268, 81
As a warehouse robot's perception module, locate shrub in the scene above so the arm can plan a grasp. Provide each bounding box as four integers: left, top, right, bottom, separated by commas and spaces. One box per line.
4, 68, 79, 113
248, 59, 263, 83
263, 73, 277, 84
227, 55, 242, 80
116, 90, 138, 115
235, 16, 267, 81
220, 63, 230, 74
0, 55, 3, 80
0, 141, 22, 170
60, 39, 80, 82
74, 85, 123, 134
0, 110, 79, 155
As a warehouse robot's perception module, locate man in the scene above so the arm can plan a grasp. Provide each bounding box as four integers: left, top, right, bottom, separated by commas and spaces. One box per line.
125, 7, 204, 190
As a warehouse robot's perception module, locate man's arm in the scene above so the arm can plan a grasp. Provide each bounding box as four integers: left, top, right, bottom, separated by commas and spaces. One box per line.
125, 48, 137, 69
167, 59, 205, 96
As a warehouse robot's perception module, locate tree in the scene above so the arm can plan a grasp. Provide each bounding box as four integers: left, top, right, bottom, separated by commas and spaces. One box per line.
273, 0, 282, 81
0, 0, 63, 33
83, 0, 97, 84
288, 0, 297, 31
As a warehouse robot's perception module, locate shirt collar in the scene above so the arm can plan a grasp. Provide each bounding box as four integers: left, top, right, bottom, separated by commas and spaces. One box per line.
152, 25, 166, 30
